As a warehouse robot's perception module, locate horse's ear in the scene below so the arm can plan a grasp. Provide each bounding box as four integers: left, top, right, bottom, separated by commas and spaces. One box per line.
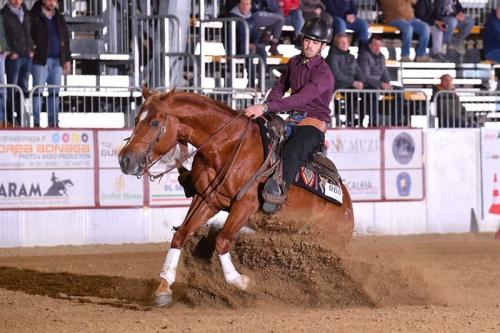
160, 87, 176, 101
142, 85, 152, 98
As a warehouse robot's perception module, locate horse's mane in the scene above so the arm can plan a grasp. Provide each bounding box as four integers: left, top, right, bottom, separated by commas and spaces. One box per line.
145, 90, 240, 117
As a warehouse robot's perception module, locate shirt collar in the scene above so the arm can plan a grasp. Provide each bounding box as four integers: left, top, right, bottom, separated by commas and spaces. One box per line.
300, 53, 323, 69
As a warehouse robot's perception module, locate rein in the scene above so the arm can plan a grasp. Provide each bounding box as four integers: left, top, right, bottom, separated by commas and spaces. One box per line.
143, 112, 249, 182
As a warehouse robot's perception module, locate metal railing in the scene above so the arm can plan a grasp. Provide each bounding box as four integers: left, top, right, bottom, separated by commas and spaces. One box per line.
432, 90, 500, 128
332, 89, 430, 128
28, 85, 143, 128
0, 84, 26, 128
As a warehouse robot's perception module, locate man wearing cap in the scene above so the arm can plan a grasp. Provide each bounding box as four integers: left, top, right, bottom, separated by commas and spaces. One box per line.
244, 17, 334, 213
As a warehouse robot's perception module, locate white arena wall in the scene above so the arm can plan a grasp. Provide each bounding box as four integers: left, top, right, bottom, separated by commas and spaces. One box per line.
0, 129, 495, 248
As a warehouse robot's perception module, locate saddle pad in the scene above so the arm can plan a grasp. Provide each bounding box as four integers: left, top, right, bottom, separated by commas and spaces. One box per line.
293, 166, 343, 206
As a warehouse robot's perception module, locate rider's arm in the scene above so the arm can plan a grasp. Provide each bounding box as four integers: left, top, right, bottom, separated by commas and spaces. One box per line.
265, 60, 292, 103
265, 63, 334, 113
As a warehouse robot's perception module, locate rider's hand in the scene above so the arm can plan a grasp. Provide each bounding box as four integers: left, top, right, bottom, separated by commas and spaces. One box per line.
244, 104, 265, 119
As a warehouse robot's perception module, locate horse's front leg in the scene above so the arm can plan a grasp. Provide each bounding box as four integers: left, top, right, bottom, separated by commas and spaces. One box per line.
154, 196, 218, 306
215, 197, 259, 291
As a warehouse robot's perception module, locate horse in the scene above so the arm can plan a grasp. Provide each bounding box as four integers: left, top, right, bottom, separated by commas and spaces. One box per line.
44, 179, 74, 196
118, 88, 354, 306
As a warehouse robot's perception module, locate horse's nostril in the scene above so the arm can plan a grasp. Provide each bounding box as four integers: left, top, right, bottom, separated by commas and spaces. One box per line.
120, 155, 130, 171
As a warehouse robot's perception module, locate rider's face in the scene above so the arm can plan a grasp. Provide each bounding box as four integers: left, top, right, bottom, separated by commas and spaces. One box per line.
302, 37, 325, 59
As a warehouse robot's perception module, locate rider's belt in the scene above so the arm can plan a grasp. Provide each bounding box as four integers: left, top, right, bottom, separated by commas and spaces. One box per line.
297, 117, 327, 133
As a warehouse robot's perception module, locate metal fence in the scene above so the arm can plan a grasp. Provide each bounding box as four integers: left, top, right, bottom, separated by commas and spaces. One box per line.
28, 85, 143, 128
332, 89, 430, 128
432, 90, 500, 128
0, 84, 26, 128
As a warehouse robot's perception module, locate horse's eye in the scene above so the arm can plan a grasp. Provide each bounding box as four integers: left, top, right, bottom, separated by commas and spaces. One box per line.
150, 120, 159, 127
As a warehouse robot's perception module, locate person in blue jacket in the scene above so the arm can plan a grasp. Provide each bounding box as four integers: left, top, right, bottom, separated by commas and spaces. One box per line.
483, 7, 500, 63
321, 0, 369, 45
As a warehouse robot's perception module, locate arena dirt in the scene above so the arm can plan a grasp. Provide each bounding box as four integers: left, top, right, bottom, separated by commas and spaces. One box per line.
1, 225, 500, 331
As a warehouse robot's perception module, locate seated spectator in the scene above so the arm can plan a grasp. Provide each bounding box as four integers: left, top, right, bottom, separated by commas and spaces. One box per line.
229, 0, 267, 60
326, 33, 364, 91
279, 0, 304, 45
414, 0, 448, 62
358, 35, 405, 126
327, 33, 364, 126
357, 35, 391, 90
432, 74, 475, 128
379, 0, 431, 62
433, 0, 474, 55
322, 0, 369, 45
301, 0, 333, 26
483, 7, 500, 63
253, 0, 285, 55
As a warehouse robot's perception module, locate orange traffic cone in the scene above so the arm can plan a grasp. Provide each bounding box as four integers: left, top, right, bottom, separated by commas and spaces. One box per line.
489, 173, 500, 215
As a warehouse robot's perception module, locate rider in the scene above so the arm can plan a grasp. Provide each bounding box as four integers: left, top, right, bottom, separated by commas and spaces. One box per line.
244, 17, 334, 213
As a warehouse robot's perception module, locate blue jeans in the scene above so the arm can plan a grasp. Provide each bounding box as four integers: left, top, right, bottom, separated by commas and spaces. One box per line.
389, 18, 430, 57
5, 56, 31, 125
0, 54, 5, 125
32, 57, 63, 127
284, 9, 304, 38
333, 16, 369, 44
485, 50, 500, 63
441, 16, 474, 46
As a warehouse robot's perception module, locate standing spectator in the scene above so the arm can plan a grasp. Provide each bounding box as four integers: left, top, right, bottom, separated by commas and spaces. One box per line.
2, 0, 34, 126
322, 0, 369, 46
433, 0, 474, 55
30, 0, 72, 127
432, 74, 475, 127
279, 0, 304, 45
379, 0, 431, 62
326, 33, 364, 91
0, 12, 9, 126
301, 0, 333, 26
483, 7, 500, 63
414, 0, 448, 62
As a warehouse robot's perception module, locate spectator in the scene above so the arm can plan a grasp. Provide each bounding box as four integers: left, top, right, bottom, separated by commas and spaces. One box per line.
252, 0, 285, 55
433, 0, 474, 55
301, 0, 333, 26
279, 0, 304, 45
30, 0, 71, 128
483, 7, 500, 63
322, 0, 369, 45
379, 0, 431, 62
2, 0, 34, 126
357, 35, 391, 90
326, 33, 364, 91
432, 74, 475, 128
229, 0, 267, 60
414, 0, 448, 62
0, 12, 9, 126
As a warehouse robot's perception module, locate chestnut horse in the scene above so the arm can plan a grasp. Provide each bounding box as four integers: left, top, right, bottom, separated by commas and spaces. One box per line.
118, 89, 354, 306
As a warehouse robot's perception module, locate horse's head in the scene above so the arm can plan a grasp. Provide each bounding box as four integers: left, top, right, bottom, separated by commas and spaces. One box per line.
119, 88, 180, 175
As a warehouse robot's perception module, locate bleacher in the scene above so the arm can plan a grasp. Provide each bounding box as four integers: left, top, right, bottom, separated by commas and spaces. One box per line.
0, 0, 499, 129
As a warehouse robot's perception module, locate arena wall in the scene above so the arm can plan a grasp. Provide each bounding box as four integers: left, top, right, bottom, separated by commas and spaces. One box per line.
0, 129, 495, 247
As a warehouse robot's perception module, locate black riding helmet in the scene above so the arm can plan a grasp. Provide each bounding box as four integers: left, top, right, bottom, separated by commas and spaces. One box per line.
300, 17, 333, 43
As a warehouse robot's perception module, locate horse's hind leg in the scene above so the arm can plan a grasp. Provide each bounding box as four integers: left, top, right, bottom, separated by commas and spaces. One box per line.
215, 198, 258, 291
154, 197, 218, 306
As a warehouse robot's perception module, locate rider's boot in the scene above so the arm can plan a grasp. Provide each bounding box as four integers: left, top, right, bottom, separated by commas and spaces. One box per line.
262, 178, 287, 214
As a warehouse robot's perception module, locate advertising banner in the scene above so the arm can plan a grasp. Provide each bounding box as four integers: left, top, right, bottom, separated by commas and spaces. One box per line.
383, 129, 424, 200
97, 130, 130, 168
99, 169, 144, 207
149, 170, 192, 207
0, 130, 94, 169
325, 129, 381, 169
341, 170, 382, 201
480, 128, 500, 228
0, 169, 95, 208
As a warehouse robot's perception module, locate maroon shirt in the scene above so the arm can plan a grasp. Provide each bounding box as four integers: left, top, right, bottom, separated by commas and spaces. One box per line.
265, 53, 334, 123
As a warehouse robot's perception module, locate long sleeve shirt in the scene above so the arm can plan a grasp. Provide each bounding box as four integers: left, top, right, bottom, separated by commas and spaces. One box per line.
265, 54, 334, 123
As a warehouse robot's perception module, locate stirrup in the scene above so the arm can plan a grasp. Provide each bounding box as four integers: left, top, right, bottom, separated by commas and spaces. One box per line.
262, 178, 286, 214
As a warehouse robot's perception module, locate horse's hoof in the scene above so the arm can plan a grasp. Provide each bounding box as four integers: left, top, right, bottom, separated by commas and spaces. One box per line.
231, 274, 251, 291
154, 292, 172, 307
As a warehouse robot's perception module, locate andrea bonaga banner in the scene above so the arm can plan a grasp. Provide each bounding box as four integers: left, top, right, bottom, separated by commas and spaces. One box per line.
0, 130, 94, 169
0, 169, 95, 208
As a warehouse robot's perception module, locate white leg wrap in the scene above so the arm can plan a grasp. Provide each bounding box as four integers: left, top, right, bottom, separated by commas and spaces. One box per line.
159, 248, 181, 285
219, 252, 242, 285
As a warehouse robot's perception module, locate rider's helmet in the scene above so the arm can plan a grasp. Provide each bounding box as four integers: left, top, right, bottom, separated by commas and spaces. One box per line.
300, 17, 333, 43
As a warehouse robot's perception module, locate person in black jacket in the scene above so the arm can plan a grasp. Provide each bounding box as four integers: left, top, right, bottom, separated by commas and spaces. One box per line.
414, 0, 448, 61
30, 0, 71, 127
2, 0, 34, 126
